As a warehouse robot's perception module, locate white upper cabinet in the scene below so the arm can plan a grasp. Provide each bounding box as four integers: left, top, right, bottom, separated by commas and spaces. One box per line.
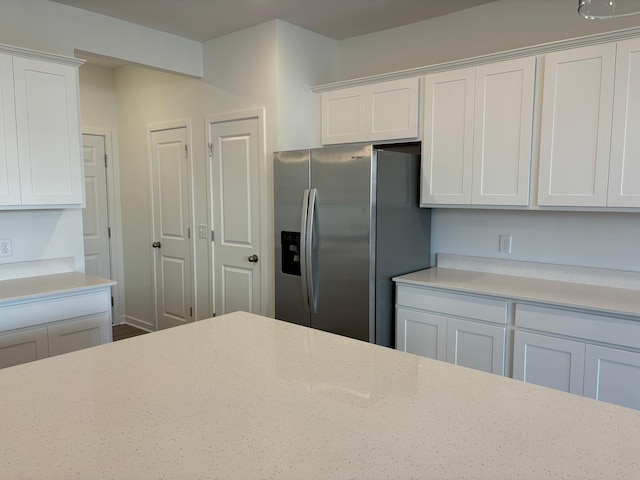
421, 67, 475, 205
421, 57, 535, 207
0, 52, 19, 205
0, 46, 83, 209
538, 43, 616, 207
608, 37, 640, 208
321, 77, 419, 145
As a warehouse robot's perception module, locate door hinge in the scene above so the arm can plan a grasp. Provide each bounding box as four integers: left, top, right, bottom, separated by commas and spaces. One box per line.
111, 296, 114, 307
108, 227, 111, 238
185, 145, 188, 159
190, 307, 193, 317
104, 153, 108, 168
187, 227, 191, 239
211, 230, 215, 242
208, 142, 213, 158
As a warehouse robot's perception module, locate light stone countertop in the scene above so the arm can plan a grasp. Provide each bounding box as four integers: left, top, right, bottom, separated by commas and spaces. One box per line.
1, 311, 640, 479
0, 272, 115, 305
394, 267, 640, 318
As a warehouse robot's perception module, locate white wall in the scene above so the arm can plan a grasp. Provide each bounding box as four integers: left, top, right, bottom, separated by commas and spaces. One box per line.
0, 209, 84, 270
0, 0, 202, 76
337, 0, 640, 80
431, 209, 640, 272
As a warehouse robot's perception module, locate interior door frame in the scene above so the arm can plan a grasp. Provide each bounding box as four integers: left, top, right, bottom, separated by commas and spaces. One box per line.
204, 108, 268, 317
147, 119, 196, 328
82, 127, 125, 325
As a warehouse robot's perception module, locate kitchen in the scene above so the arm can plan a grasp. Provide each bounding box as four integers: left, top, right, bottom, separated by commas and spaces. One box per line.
2, 0, 640, 476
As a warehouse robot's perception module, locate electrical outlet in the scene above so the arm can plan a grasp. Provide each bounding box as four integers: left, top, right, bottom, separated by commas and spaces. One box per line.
0, 238, 13, 257
499, 234, 512, 254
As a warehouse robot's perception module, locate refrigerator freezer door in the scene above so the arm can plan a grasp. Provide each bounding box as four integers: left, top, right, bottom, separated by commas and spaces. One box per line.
310, 144, 374, 342
274, 150, 311, 327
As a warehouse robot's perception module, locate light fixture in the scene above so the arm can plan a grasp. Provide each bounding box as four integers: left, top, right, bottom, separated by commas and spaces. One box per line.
578, 0, 640, 19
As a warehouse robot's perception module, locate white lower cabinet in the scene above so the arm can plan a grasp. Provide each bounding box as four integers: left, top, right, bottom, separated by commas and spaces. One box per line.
396, 286, 507, 375
584, 344, 640, 410
447, 318, 506, 375
48, 314, 111, 357
0, 327, 48, 369
513, 331, 585, 394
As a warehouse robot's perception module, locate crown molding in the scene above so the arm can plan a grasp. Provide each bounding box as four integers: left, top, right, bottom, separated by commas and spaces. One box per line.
0, 43, 85, 68
312, 26, 640, 93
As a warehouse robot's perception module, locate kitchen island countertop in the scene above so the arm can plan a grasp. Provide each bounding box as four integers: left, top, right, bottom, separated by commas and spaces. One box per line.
1, 311, 640, 479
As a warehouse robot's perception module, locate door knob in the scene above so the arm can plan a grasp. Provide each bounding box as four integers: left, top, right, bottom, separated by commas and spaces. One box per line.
152, 241, 162, 248
248, 254, 259, 263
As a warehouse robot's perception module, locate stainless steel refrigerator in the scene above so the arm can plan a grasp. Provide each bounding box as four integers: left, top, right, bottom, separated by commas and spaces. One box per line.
274, 143, 431, 347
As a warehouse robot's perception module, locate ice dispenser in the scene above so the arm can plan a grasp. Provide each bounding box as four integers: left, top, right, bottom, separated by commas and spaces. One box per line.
281, 231, 301, 276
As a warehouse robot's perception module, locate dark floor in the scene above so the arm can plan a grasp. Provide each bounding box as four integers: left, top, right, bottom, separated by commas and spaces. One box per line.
112, 324, 150, 341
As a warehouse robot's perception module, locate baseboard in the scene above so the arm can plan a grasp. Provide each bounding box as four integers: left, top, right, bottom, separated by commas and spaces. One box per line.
124, 315, 154, 332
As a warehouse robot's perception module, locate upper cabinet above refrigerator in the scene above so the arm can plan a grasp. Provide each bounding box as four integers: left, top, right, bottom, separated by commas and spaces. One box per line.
320, 77, 420, 145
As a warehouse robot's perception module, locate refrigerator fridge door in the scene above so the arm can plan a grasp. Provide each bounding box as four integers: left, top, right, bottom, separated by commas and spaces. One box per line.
309, 144, 374, 342
274, 150, 311, 327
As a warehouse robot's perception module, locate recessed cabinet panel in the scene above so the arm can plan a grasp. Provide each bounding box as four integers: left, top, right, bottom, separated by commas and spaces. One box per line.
446, 318, 506, 375
472, 58, 535, 205
321, 87, 366, 145
608, 38, 640, 207
0, 327, 48, 369
396, 307, 447, 361
0, 52, 19, 205
538, 44, 615, 206
421, 68, 475, 205
13, 57, 82, 206
366, 78, 419, 142
48, 314, 111, 357
584, 344, 640, 410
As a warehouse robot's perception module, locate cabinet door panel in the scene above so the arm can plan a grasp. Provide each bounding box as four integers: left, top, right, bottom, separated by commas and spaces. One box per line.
0, 327, 48, 369
321, 87, 366, 145
13, 57, 82, 205
446, 318, 505, 375
513, 331, 585, 394
48, 314, 111, 357
366, 78, 419, 142
0, 52, 19, 206
472, 58, 535, 206
608, 38, 640, 207
396, 307, 447, 361
538, 44, 615, 206
421, 68, 474, 205
584, 344, 640, 410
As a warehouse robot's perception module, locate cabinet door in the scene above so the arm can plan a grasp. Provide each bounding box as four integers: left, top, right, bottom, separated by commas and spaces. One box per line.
584, 344, 640, 410
366, 78, 419, 142
446, 318, 506, 375
608, 38, 640, 207
472, 58, 535, 206
48, 314, 111, 357
538, 43, 615, 207
421, 68, 475, 205
321, 86, 366, 145
513, 331, 585, 395
0, 327, 48, 369
396, 307, 447, 361
13, 57, 83, 205
0, 53, 20, 206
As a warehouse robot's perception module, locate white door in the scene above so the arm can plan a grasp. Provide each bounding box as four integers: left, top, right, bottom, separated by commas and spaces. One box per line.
82, 134, 111, 281
321, 86, 366, 145
584, 344, 640, 410
395, 307, 447, 361
421, 68, 475, 205
513, 331, 586, 395
150, 126, 193, 330
208, 117, 261, 315
538, 43, 616, 207
366, 78, 419, 142
608, 37, 640, 207
446, 318, 506, 375
472, 57, 535, 206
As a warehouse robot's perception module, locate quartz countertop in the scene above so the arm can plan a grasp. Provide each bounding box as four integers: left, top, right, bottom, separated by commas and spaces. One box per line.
1, 311, 640, 479
394, 267, 640, 318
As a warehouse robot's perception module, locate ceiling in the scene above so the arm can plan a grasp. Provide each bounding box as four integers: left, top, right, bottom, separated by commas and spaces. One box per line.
50, 0, 497, 42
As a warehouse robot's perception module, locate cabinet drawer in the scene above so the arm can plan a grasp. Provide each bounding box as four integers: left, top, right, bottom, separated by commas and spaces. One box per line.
1, 290, 110, 332
396, 285, 507, 324
515, 303, 640, 350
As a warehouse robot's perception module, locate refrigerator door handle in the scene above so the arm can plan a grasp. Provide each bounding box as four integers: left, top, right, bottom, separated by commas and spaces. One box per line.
306, 188, 318, 314
300, 189, 311, 312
